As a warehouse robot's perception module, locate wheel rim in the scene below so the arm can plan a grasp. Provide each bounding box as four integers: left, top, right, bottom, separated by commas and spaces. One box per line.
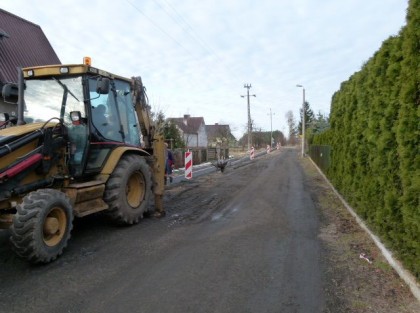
126, 171, 145, 208
43, 207, 67, 247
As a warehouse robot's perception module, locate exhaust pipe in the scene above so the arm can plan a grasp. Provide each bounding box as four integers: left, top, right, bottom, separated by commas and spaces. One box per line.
17, 67, 25, 126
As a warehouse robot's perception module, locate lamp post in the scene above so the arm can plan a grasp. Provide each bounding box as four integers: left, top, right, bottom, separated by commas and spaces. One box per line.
296, 84, 305, 157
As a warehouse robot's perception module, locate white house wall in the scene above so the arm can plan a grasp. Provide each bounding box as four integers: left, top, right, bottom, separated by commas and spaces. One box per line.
182, 122, 208, 148
197, 123, 208, 147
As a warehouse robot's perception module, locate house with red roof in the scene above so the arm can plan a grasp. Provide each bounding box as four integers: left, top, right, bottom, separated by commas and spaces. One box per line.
167, 114, 208, 148
206, 123, 236, 148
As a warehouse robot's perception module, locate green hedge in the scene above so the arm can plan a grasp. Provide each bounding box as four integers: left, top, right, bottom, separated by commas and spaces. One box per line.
313, 0, 419, 278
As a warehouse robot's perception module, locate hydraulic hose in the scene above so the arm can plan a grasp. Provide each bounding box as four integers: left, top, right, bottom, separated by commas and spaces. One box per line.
0, 129, 44, 158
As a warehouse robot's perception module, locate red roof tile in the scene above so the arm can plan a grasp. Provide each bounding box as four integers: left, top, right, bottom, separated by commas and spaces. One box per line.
206, 124, 236, 142
168, 115, 205, 134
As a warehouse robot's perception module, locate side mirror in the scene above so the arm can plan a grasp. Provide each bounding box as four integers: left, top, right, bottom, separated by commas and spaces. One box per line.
96, 78, 110, 94
2, 83, 18, 103
0, 113, 10, 122
0, 112, 17, 125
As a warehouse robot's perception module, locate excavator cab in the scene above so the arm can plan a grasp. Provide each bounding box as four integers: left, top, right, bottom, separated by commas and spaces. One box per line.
15, 67, 147, 179
0, 60, 165, 263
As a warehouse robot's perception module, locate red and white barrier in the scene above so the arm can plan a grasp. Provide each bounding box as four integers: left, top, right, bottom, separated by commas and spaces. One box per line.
185, 150, 192, 179
250, 146, 255, 160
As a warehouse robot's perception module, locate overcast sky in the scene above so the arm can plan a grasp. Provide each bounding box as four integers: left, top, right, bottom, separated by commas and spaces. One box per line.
2, 0, 408, 139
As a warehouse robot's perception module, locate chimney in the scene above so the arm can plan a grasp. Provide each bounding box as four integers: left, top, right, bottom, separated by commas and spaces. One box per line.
183, 114, 190, 125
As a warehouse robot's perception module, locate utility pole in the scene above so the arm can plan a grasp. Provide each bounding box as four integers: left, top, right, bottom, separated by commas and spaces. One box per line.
241, 84, 256, 151
268, 108, 275, 147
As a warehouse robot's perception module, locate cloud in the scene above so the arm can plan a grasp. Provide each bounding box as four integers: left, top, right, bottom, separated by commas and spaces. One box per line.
2, 0, 408, 138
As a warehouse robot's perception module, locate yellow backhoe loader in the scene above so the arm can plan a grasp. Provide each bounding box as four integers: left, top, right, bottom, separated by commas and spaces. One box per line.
0, 58, 165, 263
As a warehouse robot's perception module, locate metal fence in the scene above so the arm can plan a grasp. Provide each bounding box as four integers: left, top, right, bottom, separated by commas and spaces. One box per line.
308, 145, 331, 173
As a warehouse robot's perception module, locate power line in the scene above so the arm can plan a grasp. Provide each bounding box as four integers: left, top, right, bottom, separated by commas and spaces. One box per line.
125, 0, 197, 62
150, 0, 242, 82
159, 0, 241, 81
152, 0, 212, 56
127, 0, 243, 94
125, 0, 257, 127
125, 0, 228, 94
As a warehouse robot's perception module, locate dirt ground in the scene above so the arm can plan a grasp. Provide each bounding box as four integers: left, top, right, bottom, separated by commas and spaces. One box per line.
165, 150, 420, 312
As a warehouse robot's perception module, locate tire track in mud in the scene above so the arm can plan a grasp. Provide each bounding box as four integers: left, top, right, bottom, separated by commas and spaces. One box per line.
162, 158, 270, 227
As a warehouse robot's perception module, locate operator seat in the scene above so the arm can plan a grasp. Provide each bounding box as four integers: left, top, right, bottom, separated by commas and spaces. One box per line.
92, 104, 109, 137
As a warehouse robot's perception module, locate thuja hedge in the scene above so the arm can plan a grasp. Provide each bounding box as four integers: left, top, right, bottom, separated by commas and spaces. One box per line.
312, 0, 419, 278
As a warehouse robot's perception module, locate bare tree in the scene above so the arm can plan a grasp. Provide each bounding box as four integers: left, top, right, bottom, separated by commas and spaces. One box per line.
213, 124, 235, 147
285, 110, 298, 145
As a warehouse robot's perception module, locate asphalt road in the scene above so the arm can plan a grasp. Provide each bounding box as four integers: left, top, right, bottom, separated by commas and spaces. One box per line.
0, 148, 326, 313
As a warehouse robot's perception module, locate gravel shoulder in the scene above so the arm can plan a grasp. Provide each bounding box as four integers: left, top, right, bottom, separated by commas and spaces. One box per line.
300, 157, 420, 313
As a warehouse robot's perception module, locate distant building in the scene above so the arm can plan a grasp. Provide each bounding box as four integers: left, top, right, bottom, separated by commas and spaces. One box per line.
0, 8, 60, 115
167, 114, 208, 148
206, 123, 236, 148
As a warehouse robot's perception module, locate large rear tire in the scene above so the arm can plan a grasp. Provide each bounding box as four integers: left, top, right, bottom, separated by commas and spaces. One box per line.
104, 154, 152, 225
10, 189, 73, 263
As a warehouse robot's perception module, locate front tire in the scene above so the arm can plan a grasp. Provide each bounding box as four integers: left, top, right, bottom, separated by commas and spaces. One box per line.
104, 154, 152, 225
10, 189, 73, 263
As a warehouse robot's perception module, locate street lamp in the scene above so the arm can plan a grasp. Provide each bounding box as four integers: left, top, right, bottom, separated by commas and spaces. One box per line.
296, 84, 305, 157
